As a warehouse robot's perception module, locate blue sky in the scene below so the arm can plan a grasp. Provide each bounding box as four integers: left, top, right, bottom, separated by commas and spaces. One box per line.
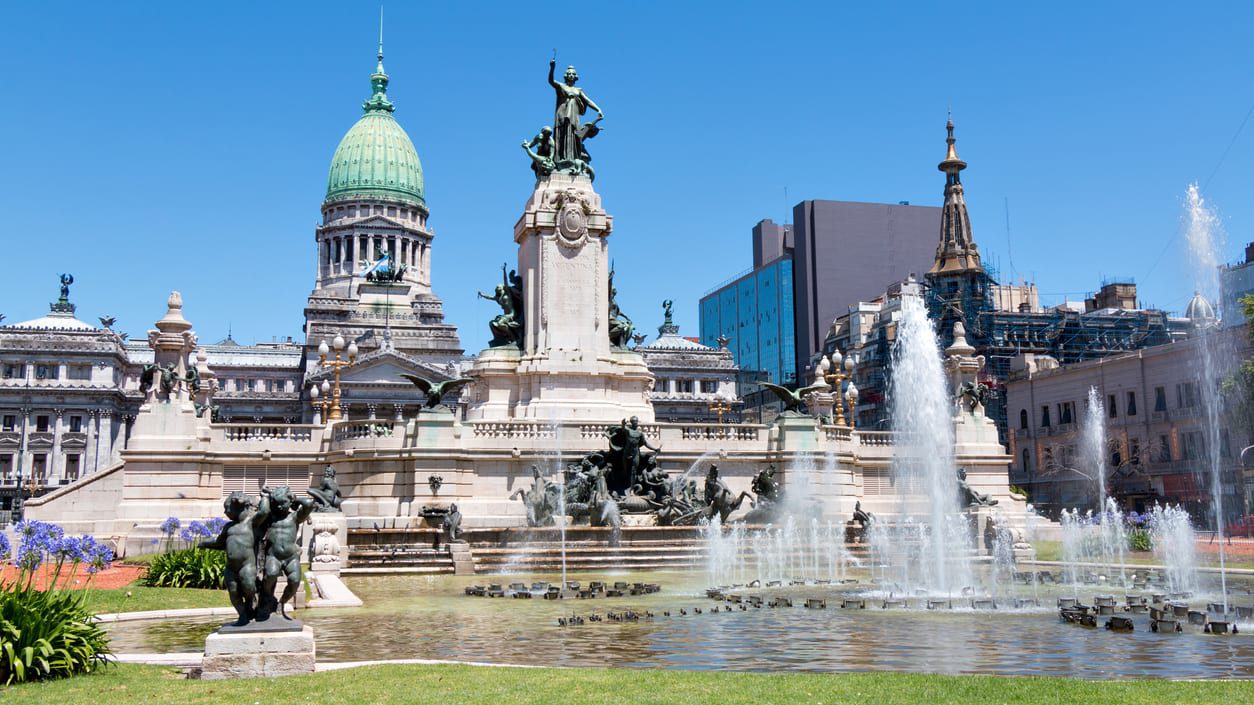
0, 1, 1250, 352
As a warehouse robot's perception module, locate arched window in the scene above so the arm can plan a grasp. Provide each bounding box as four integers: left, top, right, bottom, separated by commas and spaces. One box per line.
1019, 409, 1028, 430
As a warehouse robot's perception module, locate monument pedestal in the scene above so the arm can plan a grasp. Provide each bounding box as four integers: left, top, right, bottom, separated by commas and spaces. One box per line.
307, 513, 347, 574
198, 625, 315, 680
449, 539, 476, 575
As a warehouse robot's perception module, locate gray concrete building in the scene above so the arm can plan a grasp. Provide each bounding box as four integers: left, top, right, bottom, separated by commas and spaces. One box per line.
792, 199, 940, 375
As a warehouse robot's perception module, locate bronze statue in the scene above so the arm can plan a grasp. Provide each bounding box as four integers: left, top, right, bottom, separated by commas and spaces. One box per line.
703, 464, 752, 523
256, 486, 315, 621
58, 273, 74, 302
138, 364, 158, 394
158, 362, 179, 396
548, 57, 603, 178
852, 501, 874, 525
399, 373, 474, 409
750, 465, 781, 504
510, 465, 559, 527
957, 468, 998, 507
522, 126, 556, 178
662, 299, 674, 326
757, 381, 831, 416
604, 416, 659, 493
307, 465, 343, 512
442, 503, 463, 543
185, 365, 202, 394
607, 270, 633, 348
199, 492, 269, 626
958, 380, 992, 412
478, 264, 524, 347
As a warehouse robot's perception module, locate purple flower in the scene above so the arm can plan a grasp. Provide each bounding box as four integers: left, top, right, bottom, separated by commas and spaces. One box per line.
159, 516, 181, 536
207, 517, 226, 534
179, 527, 195, 543
0, 533, 10, 561
188, 520, 213, 538
89, 542, 113, 571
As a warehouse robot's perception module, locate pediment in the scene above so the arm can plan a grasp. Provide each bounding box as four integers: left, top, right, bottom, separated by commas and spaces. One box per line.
307, 348, 453, 386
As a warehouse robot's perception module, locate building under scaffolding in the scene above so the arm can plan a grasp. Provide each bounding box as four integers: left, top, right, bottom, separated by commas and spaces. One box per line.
820, 120, 1192, 439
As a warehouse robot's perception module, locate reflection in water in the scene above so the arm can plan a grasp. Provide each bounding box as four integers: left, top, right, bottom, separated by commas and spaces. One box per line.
106, 571, 1254, 679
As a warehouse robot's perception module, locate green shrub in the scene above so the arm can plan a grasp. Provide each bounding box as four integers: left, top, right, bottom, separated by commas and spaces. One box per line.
141, 548, 226, 589
1127, 527, 1152, 552
1, 520, 113, 684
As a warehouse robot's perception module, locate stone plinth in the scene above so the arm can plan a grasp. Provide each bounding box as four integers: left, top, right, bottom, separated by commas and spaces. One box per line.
449, 540, 475, 575
198, 625, 315, 680
307, 513, 347, 574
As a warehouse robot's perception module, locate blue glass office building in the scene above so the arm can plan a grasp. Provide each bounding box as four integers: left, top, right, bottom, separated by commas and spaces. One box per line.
700, 257, 797, 391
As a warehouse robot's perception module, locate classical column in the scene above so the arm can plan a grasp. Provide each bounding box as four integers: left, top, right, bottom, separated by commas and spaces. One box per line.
392, 404, 404, 421
50, 409, 64, 482
367, 403, 377, 420
85, 408, 98, 475
17, 407, 30, 482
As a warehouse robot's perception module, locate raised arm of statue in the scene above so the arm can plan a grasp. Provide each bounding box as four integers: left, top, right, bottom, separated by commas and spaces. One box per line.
294, 496, 316, 524
548, 58, 559, 89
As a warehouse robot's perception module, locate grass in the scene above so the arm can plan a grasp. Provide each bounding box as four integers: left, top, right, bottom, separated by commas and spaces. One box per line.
83, 585, 228, 615
5, 663, 1252, 705
1030, 540, 1254, 570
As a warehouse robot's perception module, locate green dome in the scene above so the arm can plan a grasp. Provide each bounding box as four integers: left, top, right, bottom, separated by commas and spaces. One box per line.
325, 54, 425, 208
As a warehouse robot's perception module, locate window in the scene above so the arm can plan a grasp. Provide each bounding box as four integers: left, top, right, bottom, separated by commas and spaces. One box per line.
1019, 409, 1028, 430
677, 380, 694, 394
700, 381, 718, 394
0, 455, 12, 482
1040, 406, 1051, 427
1153, 386, 1167, 412
1129, 438, 1141, 465
1108, 394, 1117, 418
1182, 431, 1204, 461
1021, 448, 1031, 474
64, 454, 80, 481
69, 415, 83, 432
1059, 401, 1074, 425
1157, 434, 1171, 462
1177, 382, 1198, 408
1, 415, 14, 431
3, 363, 25, 379
68, 365, 91, 381
1126, 391, 1137, 417
36, 415, 49, 432
35, 365, 51, 380
247, 379, 256, 392
32, 454, 47, 481
1110, 446, 1122, 467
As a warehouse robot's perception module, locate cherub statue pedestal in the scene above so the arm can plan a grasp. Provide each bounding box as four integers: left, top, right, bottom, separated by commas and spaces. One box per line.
198, 622, 315, 680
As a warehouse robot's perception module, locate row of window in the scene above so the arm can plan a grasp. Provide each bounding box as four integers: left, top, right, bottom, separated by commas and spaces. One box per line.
324, 203, 422, 224
2, 363, 95, 381
0, 452, 82, 482
1, 413, 88, 433
1021, 428, 1233, 474
664, 380, 720, 394
1019, 382, 1206, 431
222, 379, 294, 393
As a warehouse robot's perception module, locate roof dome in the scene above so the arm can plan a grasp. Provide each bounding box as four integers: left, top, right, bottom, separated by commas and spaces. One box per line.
325, 51, 425, 209
1185, 290, 1217, 326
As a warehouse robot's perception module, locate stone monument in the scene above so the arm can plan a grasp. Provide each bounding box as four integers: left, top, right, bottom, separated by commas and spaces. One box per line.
465, 56, 653, 423
196, 487, 316, 680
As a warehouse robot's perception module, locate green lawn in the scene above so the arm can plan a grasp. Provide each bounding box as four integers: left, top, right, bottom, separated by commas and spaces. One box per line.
6, 663, 1252, 705
84, 585, 229, 615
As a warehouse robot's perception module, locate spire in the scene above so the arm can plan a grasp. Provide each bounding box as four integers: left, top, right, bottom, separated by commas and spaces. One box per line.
363, 10, 394, 113
928, 117, 982, 276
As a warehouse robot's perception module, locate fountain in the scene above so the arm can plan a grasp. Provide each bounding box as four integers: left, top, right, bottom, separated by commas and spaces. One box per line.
1182, 183, 1232, 610
882, 294, 974, 596
1081, 386, 1108, 511
1148, 503, 1199, 595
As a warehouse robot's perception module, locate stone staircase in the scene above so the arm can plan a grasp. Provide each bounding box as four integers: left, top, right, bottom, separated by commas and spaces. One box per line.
346, 524, 886, 575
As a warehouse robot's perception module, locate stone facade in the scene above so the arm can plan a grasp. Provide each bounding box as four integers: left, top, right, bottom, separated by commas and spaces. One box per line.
1005, 327, 1252, 520
637, 318, 740, 423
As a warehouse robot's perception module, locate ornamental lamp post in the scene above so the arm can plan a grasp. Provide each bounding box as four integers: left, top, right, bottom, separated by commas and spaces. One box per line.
822, 349, 847, 427
708, 397, 733, 424
845, 381, 860, 431
319, 336, 357, 422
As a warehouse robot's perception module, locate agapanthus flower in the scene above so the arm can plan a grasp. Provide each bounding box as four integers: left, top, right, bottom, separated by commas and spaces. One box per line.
188, 520, 213, 538
207, 517, 226, 534
179, 527, 195, 543
0, 532, 10, 561
159, 516, 181, 536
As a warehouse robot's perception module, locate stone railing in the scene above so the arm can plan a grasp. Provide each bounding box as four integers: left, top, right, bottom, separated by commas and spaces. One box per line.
822, 425, 852, 442
577, 424, 660, 441
220, 424, 316, 442
856, 430, 895, 447
470, 422, 558, 440
676, 424, 760, 442
333, 421, 397, 443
